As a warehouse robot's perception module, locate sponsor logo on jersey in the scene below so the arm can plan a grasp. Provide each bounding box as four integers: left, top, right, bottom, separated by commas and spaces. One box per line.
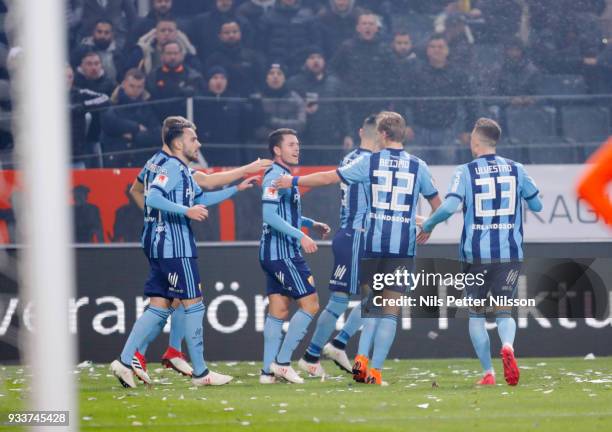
153, 174, 169, 188
263, 187, 279, 200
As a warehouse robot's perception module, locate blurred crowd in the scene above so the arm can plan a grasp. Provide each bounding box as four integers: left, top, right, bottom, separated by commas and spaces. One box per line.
0, 0, 611, 167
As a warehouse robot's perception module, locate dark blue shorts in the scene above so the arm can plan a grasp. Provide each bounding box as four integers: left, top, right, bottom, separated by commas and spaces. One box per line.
260, 256, 316, 299
463, 261, 522, 302
328, 228, 365, 295
144, 257, 202, 299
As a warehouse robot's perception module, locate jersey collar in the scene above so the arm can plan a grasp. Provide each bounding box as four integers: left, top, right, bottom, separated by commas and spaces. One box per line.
477, 154, 497, 160
169, 155, 190, 169
273, 161, 291, 174
358, 147, 372, 154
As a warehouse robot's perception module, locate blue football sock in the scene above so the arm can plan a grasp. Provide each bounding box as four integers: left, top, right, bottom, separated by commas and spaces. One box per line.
333, 302, 362, 348
120, 305, 170, 365
183, 302, 207, 377
263, 314, 284, 374
496, 314, 516, 348
276, 309, 313, 365
169, 304, 185, 351
371, 315, 398, 370
357, 317, 378, 357
469, 315, 492, 373
138, 306, 174, 355
305, 293, 348, 360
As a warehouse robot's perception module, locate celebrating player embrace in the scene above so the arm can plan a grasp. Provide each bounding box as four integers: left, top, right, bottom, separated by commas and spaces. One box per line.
275, 112, 441, 384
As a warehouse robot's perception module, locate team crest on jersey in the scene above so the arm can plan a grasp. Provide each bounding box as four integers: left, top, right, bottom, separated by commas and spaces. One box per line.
153, 174, 169, 188
263, 187, 279, 200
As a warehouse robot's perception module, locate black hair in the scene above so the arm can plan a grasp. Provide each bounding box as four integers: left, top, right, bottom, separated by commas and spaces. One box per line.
93, 18, 113, 28
268, 128, 297, 155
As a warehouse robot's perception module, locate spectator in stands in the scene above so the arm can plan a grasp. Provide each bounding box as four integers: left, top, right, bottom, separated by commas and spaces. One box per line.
195, 66, 253, 165
75, 51, 115, 95
128, 17, 199, 75
79, 0, 136, 50
287, 46, 351, 158
258, 0, 323, 73
384, 30, 420, 120
253, 63, 306, 141
171, 0, 211, 17
330, 12, 388, 132
147, 41, 203, 120
190, 0, 253, 64
205, 20, 264, 96
596, 43, 612, 94
496, 37, 540, 100
68, 64, 110, 165
237, 0, 276, 30
436, 13, 474, 72
101, 68, 161, 167
129, 0, 177, 47
410, 34, 476, 162
532, 12, 604, 93
73, 19, 124, 83
318, 0, 365, 57
469, 0, 522, 45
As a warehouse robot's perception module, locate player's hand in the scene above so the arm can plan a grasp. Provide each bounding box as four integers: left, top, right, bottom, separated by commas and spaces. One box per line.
237, 175, 260, 191
273, 174, 293, 189
312, 222, 331, 239
416, 229, 431, 245
186, 204, 208, 221
244, 158, 272, 174
300, 235, 318, 253
415, 215, 425, 228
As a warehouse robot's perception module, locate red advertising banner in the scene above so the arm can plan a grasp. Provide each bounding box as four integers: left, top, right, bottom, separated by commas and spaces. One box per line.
0, 166, 334, 244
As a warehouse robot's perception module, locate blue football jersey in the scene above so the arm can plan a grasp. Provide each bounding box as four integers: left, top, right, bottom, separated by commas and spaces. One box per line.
139, 153, 203, 259
339, 148, 372, 231
447, 154, 539, 262
337, 148, 438, 257
260, 162, 303, 261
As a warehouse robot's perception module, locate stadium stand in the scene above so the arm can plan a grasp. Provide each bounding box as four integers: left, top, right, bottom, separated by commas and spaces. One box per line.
0, 0, 610, 167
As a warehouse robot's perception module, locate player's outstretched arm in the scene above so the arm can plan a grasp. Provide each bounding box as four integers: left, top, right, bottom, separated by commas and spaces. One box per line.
146, 188, 208, 221
263, 203, 318, 253
194, 159, 272, 190
130, 179, 145, 211
195, 176, 259, 207
525, 193, 543, 212
274, 170, 341, 189
421, 195, 460, 232
301, 216, 331, 239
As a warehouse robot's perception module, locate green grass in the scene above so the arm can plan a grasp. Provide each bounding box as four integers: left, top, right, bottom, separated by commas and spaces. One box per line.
2, 357, 612, 431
